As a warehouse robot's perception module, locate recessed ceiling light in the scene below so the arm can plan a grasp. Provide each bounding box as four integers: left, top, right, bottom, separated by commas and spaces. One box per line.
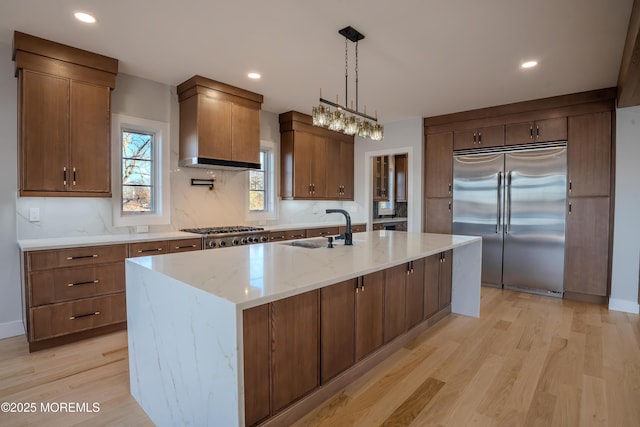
247, 72, 261, 79
74, 12, 96, 24
521, 60, 538, 69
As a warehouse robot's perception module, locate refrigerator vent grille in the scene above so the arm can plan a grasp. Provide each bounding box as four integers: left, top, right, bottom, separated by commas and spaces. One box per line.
454, 140, 566, 155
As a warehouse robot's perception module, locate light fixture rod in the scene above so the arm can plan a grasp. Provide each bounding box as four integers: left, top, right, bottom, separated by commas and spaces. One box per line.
319, 97, 378, 122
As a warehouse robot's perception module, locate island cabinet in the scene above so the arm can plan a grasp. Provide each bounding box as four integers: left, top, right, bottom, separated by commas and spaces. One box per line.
320, 279, 356, 383
453, 124, 505, 150
355, 270, 386, 361
405, 258, 426, 329
279, 111, 355, 200
505, 117, 567, 146
13, 31, 118, 197
424, 251, 453, 319
384, 264, 407, 343
177, 75, 263, 168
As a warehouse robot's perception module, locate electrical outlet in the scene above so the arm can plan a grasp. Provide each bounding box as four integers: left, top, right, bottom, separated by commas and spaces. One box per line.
29, 207, 40, 222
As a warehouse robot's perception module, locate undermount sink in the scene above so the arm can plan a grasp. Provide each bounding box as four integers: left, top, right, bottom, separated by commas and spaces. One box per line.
282, 240, 325, 249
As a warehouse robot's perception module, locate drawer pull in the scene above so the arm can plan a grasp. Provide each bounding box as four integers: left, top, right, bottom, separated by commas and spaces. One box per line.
66, 254, 98, 260
290, 234, 304, 238
69, 311, 100, 320
175, 245, 197, 249
137, 248, 164, 253
67, 280, 99, 287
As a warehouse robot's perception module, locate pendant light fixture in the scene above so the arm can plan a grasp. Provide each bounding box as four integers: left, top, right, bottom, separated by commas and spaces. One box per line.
312, 26, 384, 141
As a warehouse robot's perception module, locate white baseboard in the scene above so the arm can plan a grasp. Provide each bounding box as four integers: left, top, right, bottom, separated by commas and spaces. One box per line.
608, 298, 640, 315
0, 320, 24, 340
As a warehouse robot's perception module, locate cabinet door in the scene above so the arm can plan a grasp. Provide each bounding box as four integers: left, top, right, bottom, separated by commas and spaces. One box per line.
271, 290, 319, 413
406, 258, 425, 329
564, 197, 610, 296
310, 135, 327, 198
453, 129, 477, 151
384, 264, 406, 343
198, 95, 232, 160
20, 70, 69, 192
355, 271, 384, 361
568, 112, 611, 197
232, 103, 260, 165
425, 132, 453, 198
325, 139, 341, 199
292, 132, 313, 198
69, 81, 111, 193
505, 121, 534, 146
394, 154, 407, 202
439, 250, 453, 309
339, 140, 355, 199
453, 125, 504, 150
373, 156, 390, 201
243, 304, 271, 426
424, 254, 440, 319
320, 279, 355, 383
425, 198, 452, 233
535, 117, 567, 143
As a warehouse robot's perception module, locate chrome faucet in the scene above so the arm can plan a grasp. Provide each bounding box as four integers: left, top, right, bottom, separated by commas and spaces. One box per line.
325, 209, 352, 245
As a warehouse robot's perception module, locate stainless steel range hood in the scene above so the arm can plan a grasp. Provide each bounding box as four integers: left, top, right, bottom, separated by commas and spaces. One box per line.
178, 157, 261, 171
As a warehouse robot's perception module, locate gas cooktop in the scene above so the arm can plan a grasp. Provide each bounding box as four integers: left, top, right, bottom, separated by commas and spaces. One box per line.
181, 226, 264, 235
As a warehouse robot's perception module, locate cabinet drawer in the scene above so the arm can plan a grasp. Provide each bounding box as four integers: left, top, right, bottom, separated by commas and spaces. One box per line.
306, 227, 339, 238
269, 229, 307, 241
341, 224, 366, 234
128, 241, 170, 257
168, 238, 203, 253
30, 262, 125, 306
29, 245, 127, 271
30, 293, 126, 341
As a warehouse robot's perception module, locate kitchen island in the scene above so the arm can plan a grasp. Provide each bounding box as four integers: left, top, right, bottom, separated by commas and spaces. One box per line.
125, 231, 481, 426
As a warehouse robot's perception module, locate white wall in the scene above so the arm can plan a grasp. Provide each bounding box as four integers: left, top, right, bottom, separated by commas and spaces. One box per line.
609, 106, 640, 314
354, 117, 423, 231
0, 43, 22, 338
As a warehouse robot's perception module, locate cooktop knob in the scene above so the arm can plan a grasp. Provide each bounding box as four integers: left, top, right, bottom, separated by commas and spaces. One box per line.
241, 238, 248, 245
219, 241, 227, 247
260, 236, 268, 242
208, 241, 217, 248
232, 239, 240, 246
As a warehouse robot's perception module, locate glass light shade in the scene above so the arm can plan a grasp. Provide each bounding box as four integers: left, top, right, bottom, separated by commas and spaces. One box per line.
312, 104, 331, 127
358, 120, 372, 138
328, 110, 346, 131
343, 116, 359, 135
370, 123, 384, 141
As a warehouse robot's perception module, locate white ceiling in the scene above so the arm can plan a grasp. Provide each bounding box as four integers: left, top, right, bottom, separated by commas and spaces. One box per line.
0, 0, 633, 123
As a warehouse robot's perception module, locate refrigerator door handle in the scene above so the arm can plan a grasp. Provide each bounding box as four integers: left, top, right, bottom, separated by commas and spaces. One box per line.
505, 171, 512, 233
496, 172, 502, 233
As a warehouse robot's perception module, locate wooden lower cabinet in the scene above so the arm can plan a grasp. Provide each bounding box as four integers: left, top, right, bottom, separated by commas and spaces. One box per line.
242, 305, 271, 427
320, 279, 356, 383
384, 264, 407, 343
424, 251, 452, 318
168, 238, 202, 253
307, 226, 339, 238
564, 197, 610, 296
355, 270, 385, 361
406, 258, 425, 329
271, 290, 319, 413
425, 198, 452, 233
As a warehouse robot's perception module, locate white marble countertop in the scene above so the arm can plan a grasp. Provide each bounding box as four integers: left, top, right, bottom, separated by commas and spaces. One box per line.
372, 217, 408, 224
18, 231, 202, 251
127, 231, 481, 310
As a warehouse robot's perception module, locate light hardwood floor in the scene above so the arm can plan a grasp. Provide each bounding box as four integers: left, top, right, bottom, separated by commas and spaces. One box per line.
0, 287, 638, 426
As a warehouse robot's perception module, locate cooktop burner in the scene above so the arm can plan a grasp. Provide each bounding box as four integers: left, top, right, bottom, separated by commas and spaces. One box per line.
181, 226, 265, 235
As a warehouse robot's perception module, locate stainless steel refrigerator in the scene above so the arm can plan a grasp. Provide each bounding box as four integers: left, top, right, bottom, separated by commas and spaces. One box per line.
453, 144, 567, 296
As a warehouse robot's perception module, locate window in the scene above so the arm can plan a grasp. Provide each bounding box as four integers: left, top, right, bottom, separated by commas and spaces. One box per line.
246, 141, 277, 220
249, 151, 267, 211
111, 114, 170, 227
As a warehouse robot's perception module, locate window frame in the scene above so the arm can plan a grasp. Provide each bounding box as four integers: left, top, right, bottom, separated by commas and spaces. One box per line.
246, 140, 278, 221
111, 114, 170, 227
249, 150, 268, 212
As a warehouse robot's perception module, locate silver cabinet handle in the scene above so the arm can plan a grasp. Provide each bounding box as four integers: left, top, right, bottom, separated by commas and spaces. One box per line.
505, 171, 512, 233
67, 280, 99, 287
72, 167, 76, 185
66, 254, 98, 260
63, 167, 67, 186
496, 172, 502, 233
69, 311, 100, 320
137, 248, 163, 253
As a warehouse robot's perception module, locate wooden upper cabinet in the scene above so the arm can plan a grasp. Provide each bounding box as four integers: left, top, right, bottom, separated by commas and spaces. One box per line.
425, 132, 453, 198
565, 197, 610, 296
177, 75, 263, 168
279, 111, 354, 200
505, 117, 567, 146
567, 112, 612, 197
69, 81, 111, 193
453, 124, 504, 150
14, 32, 118, 197
395, 154, 408, 202
372, 156, 390, 201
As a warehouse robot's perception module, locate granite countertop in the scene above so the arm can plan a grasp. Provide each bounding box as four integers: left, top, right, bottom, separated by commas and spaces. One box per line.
127, 231, 480, 309
17, 231, 203, 251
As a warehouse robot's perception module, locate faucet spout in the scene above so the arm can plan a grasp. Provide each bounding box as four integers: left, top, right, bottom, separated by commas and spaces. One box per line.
325, 209, 352, 245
